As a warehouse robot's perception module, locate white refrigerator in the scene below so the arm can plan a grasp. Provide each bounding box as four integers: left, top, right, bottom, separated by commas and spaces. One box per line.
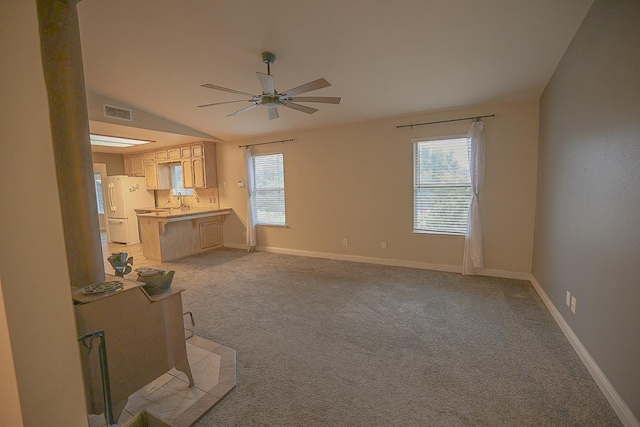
106, 175, 154, 244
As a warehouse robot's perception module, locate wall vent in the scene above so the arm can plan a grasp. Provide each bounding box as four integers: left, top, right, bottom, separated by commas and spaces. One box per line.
103, 104, 132, 121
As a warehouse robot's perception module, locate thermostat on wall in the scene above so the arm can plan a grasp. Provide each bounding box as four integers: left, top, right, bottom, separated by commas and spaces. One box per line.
237, 180, 245, 188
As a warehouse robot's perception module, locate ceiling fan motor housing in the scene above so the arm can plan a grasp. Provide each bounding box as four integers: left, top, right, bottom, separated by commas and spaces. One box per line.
261, 95, 281, 107
261, 51, 276, 65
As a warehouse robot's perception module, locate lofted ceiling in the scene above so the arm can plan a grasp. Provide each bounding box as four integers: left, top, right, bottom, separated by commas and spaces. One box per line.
77, 0, 593, 144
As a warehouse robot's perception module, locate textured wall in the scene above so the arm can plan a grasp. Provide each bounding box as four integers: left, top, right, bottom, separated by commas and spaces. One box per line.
533, 0, 640, 420
218, 98, 539, 276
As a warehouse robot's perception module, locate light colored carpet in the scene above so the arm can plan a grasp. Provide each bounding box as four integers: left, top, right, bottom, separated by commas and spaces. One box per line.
143, 248, 620, 426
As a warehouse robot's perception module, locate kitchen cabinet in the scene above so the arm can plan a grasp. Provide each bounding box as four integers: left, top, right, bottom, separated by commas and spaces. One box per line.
144, 163, 158, 189
143, 152, 155, 163
144, 163, 170, 190
167, 147, 181, 160
200, 218, 222, 249
187, 142, 217, 189
124, 154, 144, 177
125, 141, 217, 189
137, 209, 230, 262
155, 150, 168, 162
182, 159, 193, 188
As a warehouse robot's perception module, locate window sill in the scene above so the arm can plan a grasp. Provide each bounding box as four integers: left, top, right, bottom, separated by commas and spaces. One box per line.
413, 230, 465, 237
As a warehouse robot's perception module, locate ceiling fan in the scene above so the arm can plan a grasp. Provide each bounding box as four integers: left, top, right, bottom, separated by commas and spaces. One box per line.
198, 51, 341, 120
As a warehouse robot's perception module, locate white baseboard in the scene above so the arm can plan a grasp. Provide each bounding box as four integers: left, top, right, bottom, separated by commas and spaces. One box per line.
475, 268, 532, 281
529, 275, 639, 427
223, 242, 247, 250
224, 243, 529, 279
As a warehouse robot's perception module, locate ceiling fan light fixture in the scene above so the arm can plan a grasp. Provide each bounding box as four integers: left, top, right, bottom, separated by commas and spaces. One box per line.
261, 95, 281, 107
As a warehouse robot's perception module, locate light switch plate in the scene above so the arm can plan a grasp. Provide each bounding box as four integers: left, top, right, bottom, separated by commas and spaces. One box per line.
570, 296, 577, 314
566, 291, 571, 307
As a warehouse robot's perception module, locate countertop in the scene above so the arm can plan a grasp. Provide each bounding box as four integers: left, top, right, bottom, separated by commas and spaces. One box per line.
135, 207, 232, 221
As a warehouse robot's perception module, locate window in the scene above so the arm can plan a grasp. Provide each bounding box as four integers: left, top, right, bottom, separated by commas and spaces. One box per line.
170, 164, 193, 196
413, 137, 471, 235
252, 153, 286, 225
93, 172, 104, 214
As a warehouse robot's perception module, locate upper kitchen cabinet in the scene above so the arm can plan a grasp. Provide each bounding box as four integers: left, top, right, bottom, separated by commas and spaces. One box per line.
124, 141, 217, 190
144, 163, 170, 190
124, 153, 144, 177
186, 142, 217, 189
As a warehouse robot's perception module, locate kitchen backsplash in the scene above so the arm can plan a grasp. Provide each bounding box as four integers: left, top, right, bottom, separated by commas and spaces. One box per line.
155, 187, 220, 209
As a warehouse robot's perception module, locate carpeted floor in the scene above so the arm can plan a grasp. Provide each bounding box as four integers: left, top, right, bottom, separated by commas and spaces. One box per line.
146, 248, 620, 426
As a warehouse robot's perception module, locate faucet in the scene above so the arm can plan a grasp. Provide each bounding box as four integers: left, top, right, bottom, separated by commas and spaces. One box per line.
177, 192, 183, 208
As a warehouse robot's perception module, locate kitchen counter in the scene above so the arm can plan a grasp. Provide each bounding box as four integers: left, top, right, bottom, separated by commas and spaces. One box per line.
136, 208, 232, 262
136, 207, 231, 220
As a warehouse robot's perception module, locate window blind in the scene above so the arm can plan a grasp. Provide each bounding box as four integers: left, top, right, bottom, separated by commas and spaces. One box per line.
413, 138, 471, 235
253, 153, 286, 225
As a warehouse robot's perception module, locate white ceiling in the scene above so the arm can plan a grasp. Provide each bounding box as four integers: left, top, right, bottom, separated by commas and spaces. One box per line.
77, 0, 593, 143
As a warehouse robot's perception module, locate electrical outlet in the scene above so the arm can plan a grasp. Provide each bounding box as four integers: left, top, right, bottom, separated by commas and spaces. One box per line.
381, 241, 387, 249
343, 238, 348, 247
566, 291, 571, 307
570, 296, 577, 314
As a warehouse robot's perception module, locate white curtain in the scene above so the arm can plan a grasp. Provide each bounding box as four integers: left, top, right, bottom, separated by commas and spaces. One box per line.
462, 120, 485, 275
243, 147, 257, 251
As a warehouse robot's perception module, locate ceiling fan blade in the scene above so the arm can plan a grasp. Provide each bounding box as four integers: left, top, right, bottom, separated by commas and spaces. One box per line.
282, 102, 318, 115
197, 99, 252, 108
281, 78, 331, 97
288, 96, 341, 104
201, 83, 256, 98
268, 107, 279, 120
227, 103, 259, 117
256, 72, 275, 95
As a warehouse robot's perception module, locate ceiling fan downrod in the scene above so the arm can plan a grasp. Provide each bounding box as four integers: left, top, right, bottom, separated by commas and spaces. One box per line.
261, 51, 276, 75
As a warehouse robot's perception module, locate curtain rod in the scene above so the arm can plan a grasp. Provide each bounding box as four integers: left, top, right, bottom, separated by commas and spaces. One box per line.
396, 114, 495, 129
238, 138, 294, 148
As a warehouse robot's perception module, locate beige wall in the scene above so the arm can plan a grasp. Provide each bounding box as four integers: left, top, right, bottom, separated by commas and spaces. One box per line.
533, 0, 640, 421
0, 278, 23, 426
0, 1, 88, 426
92, 152, 125, 176
219, 98, 539, 276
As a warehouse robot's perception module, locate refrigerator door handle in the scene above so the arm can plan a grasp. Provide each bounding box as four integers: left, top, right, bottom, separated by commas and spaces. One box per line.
108, 182, 115, 212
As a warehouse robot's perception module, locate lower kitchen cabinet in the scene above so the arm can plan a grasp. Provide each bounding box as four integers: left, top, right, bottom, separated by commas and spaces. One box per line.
138, 209, 231, 262
200, 219, 222, 249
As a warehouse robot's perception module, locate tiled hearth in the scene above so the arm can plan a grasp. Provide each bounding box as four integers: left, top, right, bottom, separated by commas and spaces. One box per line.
89, 336, 236, 427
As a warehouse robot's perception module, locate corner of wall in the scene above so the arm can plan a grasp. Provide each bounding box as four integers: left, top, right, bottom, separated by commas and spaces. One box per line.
529, 274, 639, 427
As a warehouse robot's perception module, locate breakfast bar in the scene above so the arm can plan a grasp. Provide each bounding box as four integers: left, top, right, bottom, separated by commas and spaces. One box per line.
136, 207, 232, 262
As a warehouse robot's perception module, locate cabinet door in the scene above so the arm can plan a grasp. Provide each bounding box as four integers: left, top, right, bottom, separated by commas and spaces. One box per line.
143, 152, 155, 163
182, 159, 193, 188
192, 157, 205, 188
132, 154, 145, 177
124, 155, 134, 176
199, 220, 221, 249
167, 148, 180, 161
192, 144, 203, 157
180, 146, 191, 158
144, 163, 158, 189
155, 150, 168, 162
